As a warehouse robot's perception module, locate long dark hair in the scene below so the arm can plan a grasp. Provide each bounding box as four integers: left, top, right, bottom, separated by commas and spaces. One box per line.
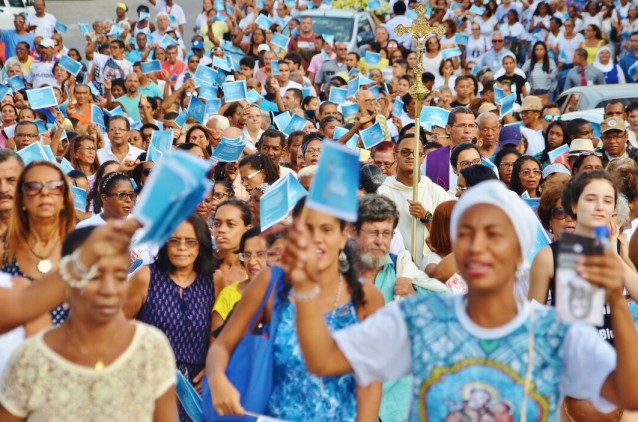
290, 198, 365, 310
509, 155, 543, 196
86, 160, 118, 213
155, 214, 214, 274
238, 154, 279, 185
541, 120, 568, 164
532, 41, 551, 74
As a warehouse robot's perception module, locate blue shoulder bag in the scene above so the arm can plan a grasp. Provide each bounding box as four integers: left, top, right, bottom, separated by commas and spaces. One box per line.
202, 266, 284, 421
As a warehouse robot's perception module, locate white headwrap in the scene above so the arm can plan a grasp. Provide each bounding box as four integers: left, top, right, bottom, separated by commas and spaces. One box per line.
450, 180, 538, 267
593, 46, 614, 73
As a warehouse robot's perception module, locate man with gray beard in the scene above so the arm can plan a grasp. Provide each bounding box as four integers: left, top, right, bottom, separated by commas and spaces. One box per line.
351, 194, 448, 304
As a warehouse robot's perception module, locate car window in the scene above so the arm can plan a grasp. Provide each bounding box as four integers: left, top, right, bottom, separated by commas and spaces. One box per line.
307, 17, 353, 42
564, 93, 581, 113
8, 0, 25, 7
597, 98, 638, 108
358, 16, 372, 35
0, 0, 6, 7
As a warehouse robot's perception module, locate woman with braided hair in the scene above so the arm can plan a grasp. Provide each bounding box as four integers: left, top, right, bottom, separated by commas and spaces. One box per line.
77, 173, 136, 229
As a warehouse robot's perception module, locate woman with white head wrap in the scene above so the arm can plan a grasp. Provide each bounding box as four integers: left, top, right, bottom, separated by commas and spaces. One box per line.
247, 179, 638, 421
593, 46, 626, 84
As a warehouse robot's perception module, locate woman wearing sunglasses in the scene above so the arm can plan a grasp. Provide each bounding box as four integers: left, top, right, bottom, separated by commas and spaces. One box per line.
65, 135, 100, 190
78, 173, 136, 230
1, 162, 76, 325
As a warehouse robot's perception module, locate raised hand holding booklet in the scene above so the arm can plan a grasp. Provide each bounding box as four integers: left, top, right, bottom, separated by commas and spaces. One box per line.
211, 137, 245, 162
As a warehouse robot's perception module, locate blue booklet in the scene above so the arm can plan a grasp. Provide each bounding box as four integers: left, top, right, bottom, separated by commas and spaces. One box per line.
17, 142, 49, 165
306, 141, 360, 222
494, 86, 504, 103
133, 150, 213, 250
420, 106, 450, 131
271, 60, 280, 75
27, 87, 57, 109
0, 86, 11, 102
358, 75, 375, 86
301, 88, 311, 99
141, 60, 162, 74
159, 34, 177, 49
205, 99, 221, 116
499, 93, 516, 117
255, 14, 273, 30
347, 78, 358, 98
211, 137, 245, 162
334, 126, 359, 150
246, 89, 263, 104
260, 173, 308, 230
198, 84, 218, 101
282, 114, 307, 136
60, 157, 74, 174
91, 104, 105, 128
213, 55, 231, 72
341, 103, 359, 120
271, 32, 290, 49
104, 106, 125, 118
222, 81, 247, 102
8, 75, 26, 91
55, 21, 68, 34
147, 130, 174, 162
187, 96, 206, 123
359, 121, 385, 149
71, 186, 87, 211
470, 5, 485, 14
194, 64, 217, 86
548, 144, 570, 163
442, 47, 462, 60
59, 55, 83, 76
274, 112, 292, 132
108, 23, 123, 36
364, 51, 381, 66
214, 0, 225, 11
454, 33, 469, 46
78, 22, 91, 36
34, 120, 47, 135
392, 98, 404, 117
367, 0, 381, 11
139, 11, 150, 21
329, 87, 347, 104
88, 81, 100, 97
368, 85, 380, 100
323, 34, 335, 46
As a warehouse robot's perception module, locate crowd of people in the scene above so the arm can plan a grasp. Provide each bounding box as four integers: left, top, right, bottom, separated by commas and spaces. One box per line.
0, 0, 637, 420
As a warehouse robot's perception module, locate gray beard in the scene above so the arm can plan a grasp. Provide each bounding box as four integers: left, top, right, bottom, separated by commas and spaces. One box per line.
359, 251, 389, 270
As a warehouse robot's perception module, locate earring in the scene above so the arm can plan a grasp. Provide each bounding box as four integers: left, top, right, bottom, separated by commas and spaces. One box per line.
339, 249, 350, 273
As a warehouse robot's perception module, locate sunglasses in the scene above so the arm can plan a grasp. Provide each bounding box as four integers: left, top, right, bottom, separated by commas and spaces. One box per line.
492, 39, 504, 43
107, 192, 137, 201
544, 114, 561, 122
551, 207, 567, 220
22, 180, 65, 196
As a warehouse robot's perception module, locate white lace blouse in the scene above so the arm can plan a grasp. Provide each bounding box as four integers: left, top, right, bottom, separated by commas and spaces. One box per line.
0, 322, 176, 421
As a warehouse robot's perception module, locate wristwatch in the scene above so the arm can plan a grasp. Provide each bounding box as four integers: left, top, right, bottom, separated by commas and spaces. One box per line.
419, 211, 433, 224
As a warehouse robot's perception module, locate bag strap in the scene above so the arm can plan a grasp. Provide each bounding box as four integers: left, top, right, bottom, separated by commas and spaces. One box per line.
247, 266, 279, 333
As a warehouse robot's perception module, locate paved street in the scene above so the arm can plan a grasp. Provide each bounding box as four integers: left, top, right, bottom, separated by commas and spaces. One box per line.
47, 0, 202, 52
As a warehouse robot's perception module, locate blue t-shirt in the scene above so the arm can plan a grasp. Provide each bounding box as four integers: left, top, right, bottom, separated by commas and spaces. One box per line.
0, 30, 34, 60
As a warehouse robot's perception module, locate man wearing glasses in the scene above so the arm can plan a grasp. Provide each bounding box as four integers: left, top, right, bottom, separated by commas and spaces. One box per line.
541, 103, 561, 132
13, 122, 41, 151
596, 117, 638, 166
378, 136, 450, 261
478, 32, 512, 71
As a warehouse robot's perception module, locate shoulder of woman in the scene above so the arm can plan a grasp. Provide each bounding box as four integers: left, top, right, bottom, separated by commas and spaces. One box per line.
130, 265, 152, 287
532, 245, 554, 268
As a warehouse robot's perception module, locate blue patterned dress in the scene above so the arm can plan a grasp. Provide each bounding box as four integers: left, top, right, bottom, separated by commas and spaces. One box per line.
267, 298, 359, 421
136, 263, 214, 422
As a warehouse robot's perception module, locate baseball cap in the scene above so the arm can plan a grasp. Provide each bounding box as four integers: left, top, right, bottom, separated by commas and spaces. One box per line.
39, 38, 56, 48
498, 125, 522, 147
257, 44, 270, 53
192, 40, 204, 50
519, 96, 542, 112
567, 138, 595, 157
601, 117, 626, 133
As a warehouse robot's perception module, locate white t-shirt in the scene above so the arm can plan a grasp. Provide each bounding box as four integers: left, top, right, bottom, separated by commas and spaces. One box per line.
26, 61, 56, 88
153, 0, 187, 26
26, 13, 57, 39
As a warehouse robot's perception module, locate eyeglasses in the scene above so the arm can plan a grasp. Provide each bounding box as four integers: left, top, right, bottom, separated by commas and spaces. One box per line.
22, 180, 65, 196
456, 185, 468, 194
109, 127, 127, 133
602, 132, 626, 142
551, 207, 567, 220
107, 192, 137, 201
212, 191, 230, 200
492, 39, 504, 43
189, 59, 200, 63
544, 114, 561, 122
360, 228, 393, 240
452, 123, 479, 130
458, 158, 482, 168
239, 251, 267, 261
167, 237, 199, 248
77, 146, 96, 152
306, 147, 322, 155
519, 169, 542, 177
498, 162, 514, 169
373, 160, 395, 168
398, 149, 425, 157
242, 169, 262, 183
15, 133, 39, 140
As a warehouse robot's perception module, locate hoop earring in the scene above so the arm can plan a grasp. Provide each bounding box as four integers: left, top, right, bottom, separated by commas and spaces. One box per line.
338, 249, 350, 273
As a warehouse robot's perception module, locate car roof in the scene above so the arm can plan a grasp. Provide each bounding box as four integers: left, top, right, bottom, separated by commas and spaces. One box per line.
300, 9, 363, 18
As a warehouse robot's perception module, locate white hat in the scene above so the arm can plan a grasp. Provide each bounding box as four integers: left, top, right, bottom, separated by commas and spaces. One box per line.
39, 38, 56, 48
257, 44, 270, 53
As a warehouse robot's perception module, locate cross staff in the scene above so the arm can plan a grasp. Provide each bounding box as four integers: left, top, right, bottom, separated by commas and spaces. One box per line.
394, 4, 445, 261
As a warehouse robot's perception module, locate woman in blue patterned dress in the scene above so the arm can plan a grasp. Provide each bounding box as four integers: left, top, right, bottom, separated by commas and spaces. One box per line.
286, 180, 638, 421
124, 214, 215, 422
207, 202, 384, 421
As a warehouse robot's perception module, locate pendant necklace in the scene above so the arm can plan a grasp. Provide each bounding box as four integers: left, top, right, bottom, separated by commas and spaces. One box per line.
64, 323, 115, 371
26, 238, 60, 274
